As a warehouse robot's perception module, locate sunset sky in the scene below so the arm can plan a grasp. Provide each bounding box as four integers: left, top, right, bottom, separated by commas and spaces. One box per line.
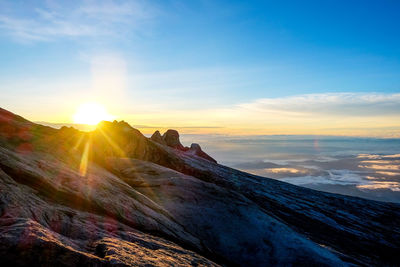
1, 0, 400, 136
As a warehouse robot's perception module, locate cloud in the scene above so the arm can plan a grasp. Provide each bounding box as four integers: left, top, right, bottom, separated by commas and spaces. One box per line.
238, 93, 400, 117
280, 171, 365, 186
357, 181, 400, 191
220, 92, 400, 136
116, 92, 400, 137
0, 0, 155, 42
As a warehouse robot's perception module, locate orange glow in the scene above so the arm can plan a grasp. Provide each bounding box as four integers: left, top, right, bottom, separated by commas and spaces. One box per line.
359, 164, 400, 170
357, 154, 381, 159
265, 168, 305, 174
357, 181, 400, 191
376, 171, 400, 176
361, 160, 393, 164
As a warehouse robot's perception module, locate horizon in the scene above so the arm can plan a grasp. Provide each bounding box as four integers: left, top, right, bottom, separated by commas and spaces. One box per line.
35, 119, 400, 139
1, 0, 400, 137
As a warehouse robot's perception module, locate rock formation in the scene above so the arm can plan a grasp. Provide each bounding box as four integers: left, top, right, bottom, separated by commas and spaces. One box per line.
150, 130, 166, 145
150, 130, 217, 163
162, 129, 187, 150
150, 129, 217, 163
0, 107, 399, 266
187, 143, 217, 163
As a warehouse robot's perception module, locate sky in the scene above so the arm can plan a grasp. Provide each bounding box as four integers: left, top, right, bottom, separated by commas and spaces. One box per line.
1, 0, 400, 136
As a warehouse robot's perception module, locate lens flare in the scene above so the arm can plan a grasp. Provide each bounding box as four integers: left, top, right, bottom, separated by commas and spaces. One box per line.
79, 140, 91, 176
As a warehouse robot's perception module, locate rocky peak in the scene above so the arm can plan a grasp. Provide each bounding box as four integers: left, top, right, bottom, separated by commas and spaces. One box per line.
188, 143, 217, 163
151, 129, 217, 163
150, 130, 166, 145
162, 129, 185, 150
190, 143, 201, 151
96, 120, 144, 138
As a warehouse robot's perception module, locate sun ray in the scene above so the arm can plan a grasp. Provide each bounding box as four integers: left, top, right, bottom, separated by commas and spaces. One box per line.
79, 139, 91, 177
97, 126, 126, 158
73, 134, 85, 151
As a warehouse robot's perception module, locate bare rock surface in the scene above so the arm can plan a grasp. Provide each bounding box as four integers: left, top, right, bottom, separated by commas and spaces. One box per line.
1, 107, 400, 266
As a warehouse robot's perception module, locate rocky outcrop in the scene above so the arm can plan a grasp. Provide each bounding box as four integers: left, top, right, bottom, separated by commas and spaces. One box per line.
150, 130, 217, 163
186, 143, 217, 163
150, 130, 166, 145
162, 129, 186, 150
0, 107, 400, 266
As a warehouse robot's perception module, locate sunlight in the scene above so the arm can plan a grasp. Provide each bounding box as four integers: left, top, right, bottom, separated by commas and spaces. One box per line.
73, 102, 114, 125
79, 140, 91, 177
265, 167, 304, 174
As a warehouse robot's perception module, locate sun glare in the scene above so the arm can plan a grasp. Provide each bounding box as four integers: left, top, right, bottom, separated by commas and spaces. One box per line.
73, 102, 114, 125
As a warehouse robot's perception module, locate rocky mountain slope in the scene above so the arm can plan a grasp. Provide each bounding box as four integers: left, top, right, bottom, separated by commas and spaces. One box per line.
0, 107, 399, 266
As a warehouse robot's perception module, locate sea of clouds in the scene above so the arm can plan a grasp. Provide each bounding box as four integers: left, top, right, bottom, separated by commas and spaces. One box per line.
180, 135, 400, 203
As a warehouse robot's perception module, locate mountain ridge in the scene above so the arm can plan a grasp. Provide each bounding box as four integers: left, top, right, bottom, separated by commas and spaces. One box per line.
0, 107, 399, 266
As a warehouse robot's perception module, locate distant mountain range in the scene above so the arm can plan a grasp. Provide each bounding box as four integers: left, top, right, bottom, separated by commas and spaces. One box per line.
1, 107, 400, 266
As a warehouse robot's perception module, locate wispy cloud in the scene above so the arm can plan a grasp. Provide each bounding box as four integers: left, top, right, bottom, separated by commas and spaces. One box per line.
238, 93, 400, 117
121, 92, 400, 136
0, 0, 156, 42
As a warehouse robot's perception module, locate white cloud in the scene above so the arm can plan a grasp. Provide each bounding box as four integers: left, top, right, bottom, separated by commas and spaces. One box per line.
120, 92, 400, 137
0, 0, 156, 42
238, 93, 400, 117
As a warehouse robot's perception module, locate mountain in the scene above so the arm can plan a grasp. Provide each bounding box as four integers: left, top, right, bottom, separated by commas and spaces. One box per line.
0, 107, 399, 266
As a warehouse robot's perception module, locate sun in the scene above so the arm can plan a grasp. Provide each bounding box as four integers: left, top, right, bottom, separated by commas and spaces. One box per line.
73, 102, 114, 125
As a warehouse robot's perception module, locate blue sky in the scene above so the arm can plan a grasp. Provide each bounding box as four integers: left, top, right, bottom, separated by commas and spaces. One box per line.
1, 0, 400, 136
